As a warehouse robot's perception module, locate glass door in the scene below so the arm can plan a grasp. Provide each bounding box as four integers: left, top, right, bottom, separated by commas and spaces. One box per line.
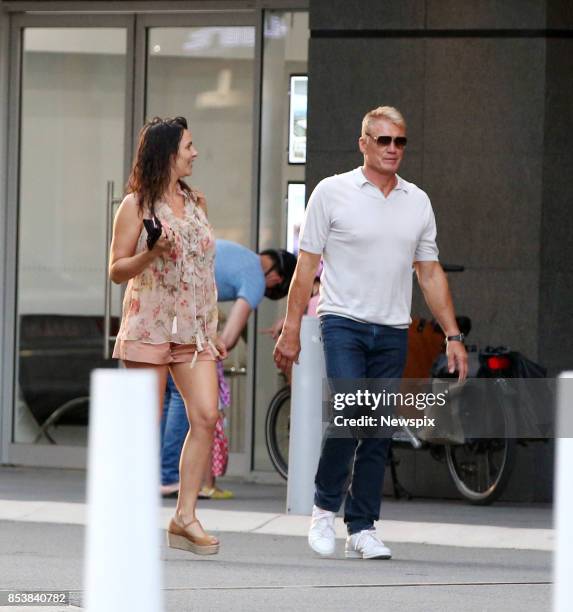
8, 15, 133, 464
136, 13, 258, 474
4, 8, 308, 474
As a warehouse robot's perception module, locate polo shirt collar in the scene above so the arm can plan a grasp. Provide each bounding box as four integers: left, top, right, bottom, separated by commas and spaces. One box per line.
353, 167, 409, 193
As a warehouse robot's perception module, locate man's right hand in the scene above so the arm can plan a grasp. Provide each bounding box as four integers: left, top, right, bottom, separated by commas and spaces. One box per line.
273, 328, 301, 374
272, 249, 321, 374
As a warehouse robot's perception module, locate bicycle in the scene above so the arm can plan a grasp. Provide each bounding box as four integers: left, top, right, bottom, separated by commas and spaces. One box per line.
390, 343, 519, 505
265, 382, 290, 480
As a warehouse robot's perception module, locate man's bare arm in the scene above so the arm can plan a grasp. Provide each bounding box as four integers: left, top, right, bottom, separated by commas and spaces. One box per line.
219, 298, 252, 352
414, 260, 468, 380
414, 261, 459, 335
273, 250, 322, 372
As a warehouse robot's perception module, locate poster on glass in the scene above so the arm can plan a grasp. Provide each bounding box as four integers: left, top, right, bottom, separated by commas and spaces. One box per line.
286, 182, 306, 254
288, 75, 307, 164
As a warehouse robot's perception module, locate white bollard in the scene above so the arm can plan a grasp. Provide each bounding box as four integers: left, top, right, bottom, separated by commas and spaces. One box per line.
286, 315, 326, 515
84, 369, 163, 612
554, 372, 573, 612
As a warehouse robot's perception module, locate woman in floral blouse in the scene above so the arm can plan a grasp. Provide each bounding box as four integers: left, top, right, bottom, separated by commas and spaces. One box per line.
109, 116, 227, 556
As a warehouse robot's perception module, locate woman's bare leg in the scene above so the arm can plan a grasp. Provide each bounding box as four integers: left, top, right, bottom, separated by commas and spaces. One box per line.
170, 361, 218, 529
203, 456, 215, 489
123, 360, 169, 418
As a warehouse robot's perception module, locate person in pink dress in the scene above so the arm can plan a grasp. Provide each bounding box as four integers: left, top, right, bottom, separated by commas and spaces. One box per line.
109, 116, 227, 556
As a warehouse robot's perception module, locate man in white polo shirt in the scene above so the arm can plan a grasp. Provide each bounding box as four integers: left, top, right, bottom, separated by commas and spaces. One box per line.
274, 105, 467, 560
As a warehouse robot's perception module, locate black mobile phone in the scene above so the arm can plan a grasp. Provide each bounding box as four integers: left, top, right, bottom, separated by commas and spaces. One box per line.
143, 216, 162, 250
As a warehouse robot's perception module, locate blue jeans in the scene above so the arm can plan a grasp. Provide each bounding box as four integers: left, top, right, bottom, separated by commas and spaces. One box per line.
315, 314, 408, 535
160, 375, 189, 486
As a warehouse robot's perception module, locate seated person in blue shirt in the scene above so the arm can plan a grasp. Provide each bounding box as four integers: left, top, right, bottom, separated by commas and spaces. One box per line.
160, 239, 296, 498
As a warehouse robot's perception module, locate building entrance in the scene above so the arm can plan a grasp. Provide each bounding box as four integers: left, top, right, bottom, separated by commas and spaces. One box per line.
6, 11, 256, 471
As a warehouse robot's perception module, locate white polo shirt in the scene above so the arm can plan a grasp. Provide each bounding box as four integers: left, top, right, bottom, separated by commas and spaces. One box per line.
299, 167, 439, 328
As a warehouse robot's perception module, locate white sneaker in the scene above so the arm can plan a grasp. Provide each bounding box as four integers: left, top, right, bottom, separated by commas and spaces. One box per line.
345, 528, 392, 559
308, 505, 336, 556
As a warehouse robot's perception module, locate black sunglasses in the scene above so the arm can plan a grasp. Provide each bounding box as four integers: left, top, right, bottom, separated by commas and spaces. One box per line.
365, 133, 408, 149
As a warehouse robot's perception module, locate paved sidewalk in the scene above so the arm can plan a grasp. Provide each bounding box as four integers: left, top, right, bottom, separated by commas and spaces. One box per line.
0, 467, 554, 611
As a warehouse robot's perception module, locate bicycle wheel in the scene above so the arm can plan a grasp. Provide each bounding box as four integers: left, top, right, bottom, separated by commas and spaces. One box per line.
265, 386, 291, 480
445, 382, 517, 505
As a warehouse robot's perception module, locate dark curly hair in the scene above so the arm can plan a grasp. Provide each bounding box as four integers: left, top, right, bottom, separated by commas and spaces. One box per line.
126, 116, 192, 214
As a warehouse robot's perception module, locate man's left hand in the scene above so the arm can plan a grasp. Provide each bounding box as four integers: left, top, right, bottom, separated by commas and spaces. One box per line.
447, 341, 468, 381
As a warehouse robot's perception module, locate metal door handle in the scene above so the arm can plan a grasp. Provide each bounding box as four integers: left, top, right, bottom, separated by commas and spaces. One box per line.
103, 181, 123, 359
223, 366, 247, 377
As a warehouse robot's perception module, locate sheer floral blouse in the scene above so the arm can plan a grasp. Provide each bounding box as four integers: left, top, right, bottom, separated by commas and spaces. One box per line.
114, 186, 218, 353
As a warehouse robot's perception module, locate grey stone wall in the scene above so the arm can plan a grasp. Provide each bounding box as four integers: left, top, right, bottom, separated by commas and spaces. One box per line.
539, 36, 573, 375
307, 0, 573, 375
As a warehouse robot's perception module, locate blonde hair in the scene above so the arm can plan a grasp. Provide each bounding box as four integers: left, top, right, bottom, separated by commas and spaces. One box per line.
361, 106, 406, 136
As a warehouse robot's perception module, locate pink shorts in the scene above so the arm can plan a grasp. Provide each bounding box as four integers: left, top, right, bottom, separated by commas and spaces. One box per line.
113, 340, 216, 366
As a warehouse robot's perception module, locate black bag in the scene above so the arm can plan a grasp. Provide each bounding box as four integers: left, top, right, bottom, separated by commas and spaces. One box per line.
143, 215, 162, 250
507, 352, 553, 437
508, 351, 547, 378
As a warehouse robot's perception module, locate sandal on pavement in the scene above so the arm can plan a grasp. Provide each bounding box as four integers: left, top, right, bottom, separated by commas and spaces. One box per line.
166, 515, 219, 555
199, 486, 234, 500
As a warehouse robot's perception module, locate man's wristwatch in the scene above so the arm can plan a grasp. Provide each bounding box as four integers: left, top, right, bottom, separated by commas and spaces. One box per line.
446, 333, 465, 343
